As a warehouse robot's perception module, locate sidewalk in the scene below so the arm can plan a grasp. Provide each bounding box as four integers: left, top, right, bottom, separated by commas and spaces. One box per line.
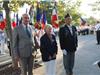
0, 54, 12, 67
0, 50, 43, 75
0, 43, 12, 68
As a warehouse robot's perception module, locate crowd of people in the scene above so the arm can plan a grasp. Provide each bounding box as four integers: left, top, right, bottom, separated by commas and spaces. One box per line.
77, 24, 95, 35
12, 13, 78, 75
0, 12, 100, 75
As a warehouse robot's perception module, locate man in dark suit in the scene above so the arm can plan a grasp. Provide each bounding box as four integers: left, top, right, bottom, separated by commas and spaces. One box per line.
13, 14, 35, 75
59, 13, 78, 75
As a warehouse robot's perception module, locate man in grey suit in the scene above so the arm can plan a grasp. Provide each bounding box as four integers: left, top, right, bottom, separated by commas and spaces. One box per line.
13, 14, 35, 75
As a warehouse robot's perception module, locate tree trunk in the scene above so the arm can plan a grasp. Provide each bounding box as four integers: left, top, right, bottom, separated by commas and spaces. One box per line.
3, 0, 14, 65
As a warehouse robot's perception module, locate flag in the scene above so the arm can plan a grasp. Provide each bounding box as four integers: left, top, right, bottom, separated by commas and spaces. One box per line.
26, 8, 28, 14
0, 11, 6, 30
12, 13, 16, 29
0, 11, 3, 22
51, 6, 59, 28
35, 2, 42, 29
0, 20, 6, 30
51, 1, 59, 28
34, 22, 41, 29
41, 10, 47, 29
36, 3, 41, 22
80, 17, 86, 25
29, 5, 34, 24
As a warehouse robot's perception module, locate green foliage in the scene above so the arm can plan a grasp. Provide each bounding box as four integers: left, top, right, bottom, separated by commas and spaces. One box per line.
0, 1, 3, 10
39, 0, 82, 25
87, 17, 96, 25
1, 0, 82, 26
9, 0, 19, 12
57, 1, 65, 19
72, 13, 80, 26
61, 0, 82, 26
8, 0, 35, 12
40, 1, 52, 24
64, 0, 81, 13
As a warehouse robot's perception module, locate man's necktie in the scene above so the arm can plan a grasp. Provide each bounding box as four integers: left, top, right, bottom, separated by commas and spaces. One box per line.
26, 25, 31, 38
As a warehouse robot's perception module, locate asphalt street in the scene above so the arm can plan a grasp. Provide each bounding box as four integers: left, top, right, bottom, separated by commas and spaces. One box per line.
0, 34, 100, 75
34, 34, 100, 75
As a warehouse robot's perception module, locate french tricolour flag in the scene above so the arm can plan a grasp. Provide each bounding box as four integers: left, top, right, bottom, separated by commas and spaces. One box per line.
0, 11, 6, 30
41, 10, 47, 29
51, 7, 59, 28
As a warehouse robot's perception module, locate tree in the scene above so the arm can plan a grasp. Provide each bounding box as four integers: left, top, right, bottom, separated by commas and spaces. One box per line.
57, 1, 65, 20
87, 16, 96, 25
3, 0, 15, 65
89, 0, 100, 18
63, 0, 82, 25
7, 0, 82, 26
89, 0, 100, 11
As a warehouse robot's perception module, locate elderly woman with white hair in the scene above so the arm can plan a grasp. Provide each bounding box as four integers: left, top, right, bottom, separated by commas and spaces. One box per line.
40, 24, 58, 75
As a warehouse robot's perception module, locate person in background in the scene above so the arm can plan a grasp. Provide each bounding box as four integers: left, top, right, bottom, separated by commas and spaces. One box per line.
95, 21, 100, 45
93, 60, 100, 69
59, 13, 78, 75
7, 38, 11, 56
13, 14, 35, 75
33, 26, 45, 68
40, 24, 58, 75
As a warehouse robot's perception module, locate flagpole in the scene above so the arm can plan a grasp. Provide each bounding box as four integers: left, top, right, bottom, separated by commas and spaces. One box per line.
26, 8, 28, 14
29, 5, 34, 25
16, 13, 19, 26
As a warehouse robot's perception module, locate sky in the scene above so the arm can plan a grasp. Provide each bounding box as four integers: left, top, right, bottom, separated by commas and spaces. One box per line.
79, 0, 100, 19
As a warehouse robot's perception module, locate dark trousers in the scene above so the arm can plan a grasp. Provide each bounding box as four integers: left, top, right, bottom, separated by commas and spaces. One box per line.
98, 61, 100, 68
96, 30, 100, 44
63, 52, 75, 75
19, 55, 34, 75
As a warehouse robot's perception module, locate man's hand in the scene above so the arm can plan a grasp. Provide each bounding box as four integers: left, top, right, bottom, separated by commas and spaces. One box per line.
62, 49, 67, 55
49, 56, 52, 60
53, 53, 56, 58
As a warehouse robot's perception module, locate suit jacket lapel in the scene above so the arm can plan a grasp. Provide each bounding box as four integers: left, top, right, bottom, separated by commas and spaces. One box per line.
72, 26, 74, 35
65, 25, 72, 36
28, 25, 33, 37
20, 25, 30, 38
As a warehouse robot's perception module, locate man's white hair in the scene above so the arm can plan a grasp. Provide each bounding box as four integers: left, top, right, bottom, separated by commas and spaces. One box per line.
45, 24, 52, 30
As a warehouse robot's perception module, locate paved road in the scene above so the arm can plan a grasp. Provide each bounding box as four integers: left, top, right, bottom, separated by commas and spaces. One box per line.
0, 44, 12, 67
34, 34, 100, 75
0, 34, 100, 75
74, 35, 100, 75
